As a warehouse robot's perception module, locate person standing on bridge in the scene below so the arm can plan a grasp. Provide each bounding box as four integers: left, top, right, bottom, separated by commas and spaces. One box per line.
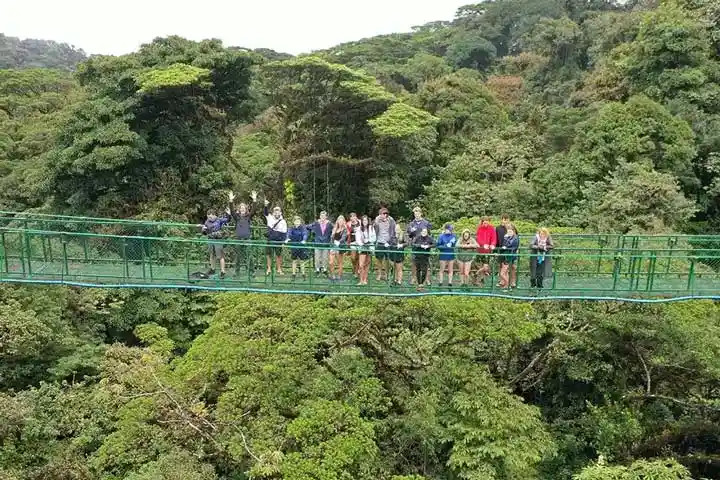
457, 229, 478, 287
498, 226, 519, 290
474, 217, 497, 287
201, 208, 230, 279
412, 227, 435, 291
530, 228, 554, 289
407, 207, 432, 286
286, 215, 309, 280
309, 211, 332, 276
228, 190, 258, 277
264, 200, 287, 276
437, 224, 457, 288
374, 207, 396, 282
495, 215, 517, 289
329, 215, 348, 282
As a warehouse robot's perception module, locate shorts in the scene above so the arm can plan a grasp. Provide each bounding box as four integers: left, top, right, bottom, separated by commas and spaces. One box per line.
457, 253, 475, 264
439, 254, 456, 262
375, 247, 390, 261
502, 255, 518, 265
476, 254, 491, 265
390, 251, 405, 264
291, 248, 309, 260
208, 242, 224, 257
358, 244, 373, 255
266, 244, 283, 256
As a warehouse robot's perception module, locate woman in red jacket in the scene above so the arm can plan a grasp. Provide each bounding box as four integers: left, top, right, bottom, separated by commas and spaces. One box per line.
474, 217, 497, 286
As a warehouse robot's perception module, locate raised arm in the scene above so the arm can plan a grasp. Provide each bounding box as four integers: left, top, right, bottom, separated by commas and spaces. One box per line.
263, 198, 270, 218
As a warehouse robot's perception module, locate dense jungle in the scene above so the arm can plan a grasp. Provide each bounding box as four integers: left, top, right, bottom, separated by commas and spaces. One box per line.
1, 0, 720, 478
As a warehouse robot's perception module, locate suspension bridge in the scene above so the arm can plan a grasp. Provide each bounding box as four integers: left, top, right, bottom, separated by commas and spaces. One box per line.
1, 211, 719, 302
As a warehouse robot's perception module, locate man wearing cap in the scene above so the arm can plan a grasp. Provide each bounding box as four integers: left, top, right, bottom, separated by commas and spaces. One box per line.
437, 223, 457, 287
407, 207, 433, 285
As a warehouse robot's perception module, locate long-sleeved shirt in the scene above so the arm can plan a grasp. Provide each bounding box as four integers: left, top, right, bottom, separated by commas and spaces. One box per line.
230, 203, 255, 240
412, 234, 435, 257
407, 218, 432, 240
353, 225, 376, 246
500, 234, 520, 261
309, 220, 332, 244
286, 225, 309, 243
374, 216, 397, 245
203, 215, 230, 239
476, 224, 497, 254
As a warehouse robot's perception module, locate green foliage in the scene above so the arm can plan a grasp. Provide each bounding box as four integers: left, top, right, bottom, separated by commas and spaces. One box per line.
135, 63, 211, 93
368, 102, 438, 138
574, 459, 692, 480
47, 37, 257, 219
5, 1, 720, 478
579, 162, 698, 232
448, 366, 556, 479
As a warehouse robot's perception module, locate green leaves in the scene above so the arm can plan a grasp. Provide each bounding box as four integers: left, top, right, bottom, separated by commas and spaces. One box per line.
579, 161, 698, 233
574, 459, 692, 480
448, 366, 556, 480
47, 37, 257, 218
135, 63, 211, 93
369, 103, 438, 138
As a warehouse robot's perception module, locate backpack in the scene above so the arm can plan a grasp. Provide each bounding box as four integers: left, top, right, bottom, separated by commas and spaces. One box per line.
267, 217, 286, 241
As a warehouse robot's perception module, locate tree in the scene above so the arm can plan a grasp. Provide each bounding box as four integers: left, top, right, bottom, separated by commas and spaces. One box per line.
46, 37, 257, 219
574, 459, 692, 480
0, 34, 86, 70
574, 95, 698, 189
578, 161, 697, 232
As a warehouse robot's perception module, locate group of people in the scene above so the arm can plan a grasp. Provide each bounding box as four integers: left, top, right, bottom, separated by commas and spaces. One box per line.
200, 192, 554, 290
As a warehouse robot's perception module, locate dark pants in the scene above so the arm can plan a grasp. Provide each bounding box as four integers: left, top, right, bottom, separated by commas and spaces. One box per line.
530, 275, 544, 288
416, 257, 429, 285
235, 243, 254, 275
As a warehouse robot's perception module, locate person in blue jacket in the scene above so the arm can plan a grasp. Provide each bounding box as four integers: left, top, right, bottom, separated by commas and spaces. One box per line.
286, 215, 309, 280
437, 223, 457, 287
498, 225, 519, 289
200, 208, 230, 279
308, 211, 332, 276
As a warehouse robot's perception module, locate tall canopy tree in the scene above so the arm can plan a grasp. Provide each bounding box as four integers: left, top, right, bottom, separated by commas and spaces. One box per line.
45, 37, 257, 219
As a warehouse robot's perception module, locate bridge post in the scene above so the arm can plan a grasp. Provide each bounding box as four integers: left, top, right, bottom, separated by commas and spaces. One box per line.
687, 259, 696, 293
61, 234, 69, 277
0, 231, 8, 275
23, 230, 32, 277
122, 240, 129, 278
612, 254, 622, 291
646, 253, 657, 291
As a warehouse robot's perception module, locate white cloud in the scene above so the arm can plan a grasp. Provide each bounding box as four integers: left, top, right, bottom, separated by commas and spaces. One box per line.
1, 0, 470, 55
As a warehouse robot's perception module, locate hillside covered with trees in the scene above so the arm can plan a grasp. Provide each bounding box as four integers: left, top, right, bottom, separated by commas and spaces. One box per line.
1, 0, 720, 479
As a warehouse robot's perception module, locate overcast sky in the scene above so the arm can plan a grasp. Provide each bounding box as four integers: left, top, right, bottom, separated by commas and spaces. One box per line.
1, 0, 470, 56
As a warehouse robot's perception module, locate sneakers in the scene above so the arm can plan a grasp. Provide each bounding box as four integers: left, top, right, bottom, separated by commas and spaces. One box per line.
219, 272, 226, 280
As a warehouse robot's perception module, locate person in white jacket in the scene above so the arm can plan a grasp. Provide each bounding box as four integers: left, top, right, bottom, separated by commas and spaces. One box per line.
264, 199, 288, 276
354, 215, 376, 285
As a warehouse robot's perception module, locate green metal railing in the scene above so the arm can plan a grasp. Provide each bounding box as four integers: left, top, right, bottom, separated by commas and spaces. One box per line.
1, 211, 719, 262
1, 227, 719, 300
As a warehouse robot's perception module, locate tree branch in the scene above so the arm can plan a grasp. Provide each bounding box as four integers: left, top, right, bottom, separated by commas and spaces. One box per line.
510, 338, 560, 385
624, 393, 720, 413
632, 343, 652, 394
